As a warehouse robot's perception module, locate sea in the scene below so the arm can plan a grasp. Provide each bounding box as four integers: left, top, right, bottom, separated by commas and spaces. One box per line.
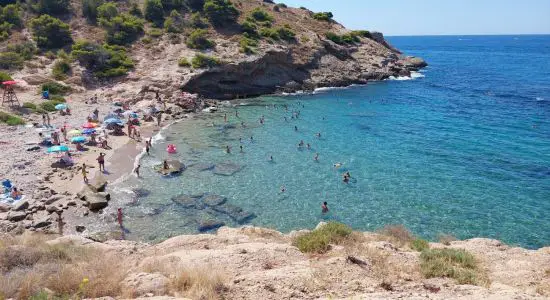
110, 35, 550, 249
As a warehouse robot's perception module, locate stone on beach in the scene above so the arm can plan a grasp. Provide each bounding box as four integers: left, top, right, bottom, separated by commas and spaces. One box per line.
88, 177, 108, 193
12, 200, 29, 211
7, 211, 26, 222
86, 193, 111, 211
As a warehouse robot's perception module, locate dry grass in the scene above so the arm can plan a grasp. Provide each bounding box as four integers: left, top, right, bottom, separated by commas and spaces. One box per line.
0, 233, 128, 299
376, 225, 414, 248
438, 234, 458, 246
171, 266, 227, 300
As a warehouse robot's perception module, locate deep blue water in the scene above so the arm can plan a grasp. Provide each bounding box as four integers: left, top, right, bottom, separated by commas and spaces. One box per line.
112, 35, 550, 248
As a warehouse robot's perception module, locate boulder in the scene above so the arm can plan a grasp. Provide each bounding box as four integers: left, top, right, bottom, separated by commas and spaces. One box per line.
7, 211, 26, 222
87, 231, 121, 242
12, 200, 29, 211
46, 205, 59, 213
87, 193, 109, 211
197, 219, 225, 232
33, 215, 52, 228
22, 75, 49, 85
0, 203, 11, 212
201, 194, 226, 207
75, 225, 86, 232
213, 162, 243, 176
45, 195, 63, 205
122, 273, 169, 296
88, 177, 108, 193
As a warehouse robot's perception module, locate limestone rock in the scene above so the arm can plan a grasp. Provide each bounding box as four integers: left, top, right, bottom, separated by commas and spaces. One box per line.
198, 219, 225, 232
122, 273, 169, 296
33, 215, 53, 228
88, 177, 108, 193
0, 203, 11, 212
12, 200, 29, 211
7, 211, 26, 222
202, 194, 227, 207
87, 193, 110, 211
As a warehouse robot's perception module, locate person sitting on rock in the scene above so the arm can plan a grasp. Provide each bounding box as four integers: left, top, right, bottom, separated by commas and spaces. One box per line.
163, 160, 169, 170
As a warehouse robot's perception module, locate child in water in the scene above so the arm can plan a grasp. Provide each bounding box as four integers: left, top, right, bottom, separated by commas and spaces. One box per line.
321, 202, 329, 213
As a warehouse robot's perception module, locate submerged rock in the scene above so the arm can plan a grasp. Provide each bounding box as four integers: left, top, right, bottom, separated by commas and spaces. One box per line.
191, 163, 215, 171
201, 194, 227, 207
213, 162, 243, 176
171, 194, 204, 209
197, 219, 225, 232
132, 188, 151, 198
212, 203, 256, 224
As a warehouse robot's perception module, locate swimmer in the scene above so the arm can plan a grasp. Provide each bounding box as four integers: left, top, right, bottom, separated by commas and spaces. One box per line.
239, 137, 242, 143
343, 175, 349, 184
294, 126, 298, 132
240, 145, 243, 153
224, 113, 227, 123
280, 185, 286, 193
333, 163, 342, 169
321, 201, 329, 213
314, 153, 319, 161
298, 140, 304, 147
316, 132, 321, 138
307, 143, 311, 150
163, 160, 169, 170
250, 136, 253, 142
269, 155, 273, 162
235, 110, 239, 118
284, 116, 288, 122
226, 145, 231, 153
241, 121, 246, 128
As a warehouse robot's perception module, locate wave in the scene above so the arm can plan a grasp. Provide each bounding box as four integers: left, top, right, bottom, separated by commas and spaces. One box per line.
387, 71, 426, 81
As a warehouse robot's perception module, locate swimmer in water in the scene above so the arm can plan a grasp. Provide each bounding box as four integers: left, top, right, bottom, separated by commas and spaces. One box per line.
294, 126, 298, 132
235, 110, 239, 118
307, 143, 311, 150
298, 140, 304, 147
224, 113, 227, 123
333, 163, 342, 169
241, 121, 246, 128
250, 136, 254, 142
284, 116, 288, 122
280, 185, 286, 193
239, 137, 242, 143
240, 145, 243, 153
269, 155, 273, 162
314, 153, 319, 161
316, 132, 321, 138
321, 201, 329, 213
226, 145, 231, 153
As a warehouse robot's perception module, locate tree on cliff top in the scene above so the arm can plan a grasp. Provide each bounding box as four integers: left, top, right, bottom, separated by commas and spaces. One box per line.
144, 0, 164, 27
203, 0, 239, 26
29, 15, 73, 49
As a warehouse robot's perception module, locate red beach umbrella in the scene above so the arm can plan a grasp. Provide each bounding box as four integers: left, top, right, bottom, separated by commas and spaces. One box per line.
82, 122, 97, 129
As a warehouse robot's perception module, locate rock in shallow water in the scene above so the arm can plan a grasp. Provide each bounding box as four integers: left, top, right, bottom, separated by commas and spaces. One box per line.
202, 194, 226, 206
213, 162, 243, 176
132, 188, 151, 198
197, 219, 225, 232
212, 203, 256, 224
171, 194, 204, 209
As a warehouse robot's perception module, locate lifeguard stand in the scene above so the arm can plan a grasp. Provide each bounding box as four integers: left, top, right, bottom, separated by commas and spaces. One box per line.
1, 81, 20, 107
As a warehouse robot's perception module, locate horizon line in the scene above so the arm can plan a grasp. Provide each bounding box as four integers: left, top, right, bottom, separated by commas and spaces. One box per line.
384, 33, 550, 37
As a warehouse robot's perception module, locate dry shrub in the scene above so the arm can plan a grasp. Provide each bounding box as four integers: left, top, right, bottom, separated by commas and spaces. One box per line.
0, 233, 128, 299
171, 265, 226, 300
438, 234, 458, 246
536, 282, 550, 296
377, 225, 414, 247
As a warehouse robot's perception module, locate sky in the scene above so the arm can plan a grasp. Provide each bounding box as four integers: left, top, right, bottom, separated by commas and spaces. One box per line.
280, 0, 550, 36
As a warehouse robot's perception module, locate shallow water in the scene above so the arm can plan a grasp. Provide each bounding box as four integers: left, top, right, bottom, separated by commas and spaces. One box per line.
111, 35, 550, 248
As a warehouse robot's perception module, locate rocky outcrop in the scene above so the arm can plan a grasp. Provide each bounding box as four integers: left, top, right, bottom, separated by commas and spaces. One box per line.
181, 33, 426, 100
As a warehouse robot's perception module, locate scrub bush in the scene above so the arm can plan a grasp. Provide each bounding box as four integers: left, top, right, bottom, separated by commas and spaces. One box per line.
292, 222, 352, 253
186, 29, 214, 49
203, 0, 239, 26
191, 53, 220, 68
71, 40, 134, 78
29, 15, 73, 49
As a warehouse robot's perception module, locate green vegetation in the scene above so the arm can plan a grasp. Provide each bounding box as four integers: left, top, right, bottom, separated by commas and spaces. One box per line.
0, 52, 23, 69
190, 12, 208, 28
292, 222, 352, 253
177, 57, 190, 67
29, 15, 73, 49
164, 10, 184, 33
203, 0, 239, 26
249, 7, 273, 23
97, 2, 118, 21
161, 0, 184, 12
22, 102, 37, 110
240, 20, 257, 35
38, 100, 64, 112
0, 111, 25, 125
41, 81, 70, 95
312, 11, 333, 22
420, 248, 487, 285
0, 4, 22, 41
144, 0, 164, 27
31, 0, 71, 15
411, 238, 430, 252
191, 53, 220, 68
239, 35, 257, 54
326, 30, 371, 45
100, 12, 144, 45
129, 2, 143, 17
82, 0, 104, 23
186, 29, 214, 49
8, 42, 37, 61
148, 27, 163, 37
259, 26, 295, 41
52, 59, 71, 79
71, 40, 134, 78
0, 71, 13, 81
185, 0, 204, 11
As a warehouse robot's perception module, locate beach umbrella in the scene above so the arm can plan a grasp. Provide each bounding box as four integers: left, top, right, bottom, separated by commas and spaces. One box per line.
71, 136, 86, 143
82, 122, 97, 129
68, 129, 81, 136
55, 103, 67, 110
47, 145, 69, 153
82, 128, 96, 135
104, 118, 123, 125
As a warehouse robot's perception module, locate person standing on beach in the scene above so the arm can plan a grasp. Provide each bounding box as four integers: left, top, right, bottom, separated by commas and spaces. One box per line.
56, 210, 64, 234
156, 113, 162, 127
46, 113, 50, 126
42, 113, 46, 126
97, 153, 105, 172
82, 163, 88, 183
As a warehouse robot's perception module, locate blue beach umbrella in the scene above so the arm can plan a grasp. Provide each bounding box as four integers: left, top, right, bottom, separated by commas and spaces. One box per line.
47, 145, 69, 153
71, 136, 86, 143
55, 103, 67, 110
104, 118, 123, 125
82, 128, 96, 135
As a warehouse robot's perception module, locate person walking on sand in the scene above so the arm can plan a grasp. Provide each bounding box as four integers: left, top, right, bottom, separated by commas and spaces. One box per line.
97, 153, 106, 172
82, 163, 88, 183
156, 113, 162, 127
321, 201, 329, 213
134, 164, 140, 177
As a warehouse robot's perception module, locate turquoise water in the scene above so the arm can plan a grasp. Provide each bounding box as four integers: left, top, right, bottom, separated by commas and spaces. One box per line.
112, 35, 550, 248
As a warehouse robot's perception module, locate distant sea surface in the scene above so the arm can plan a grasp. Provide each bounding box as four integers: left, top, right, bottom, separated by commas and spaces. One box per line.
112, 35, 550, 249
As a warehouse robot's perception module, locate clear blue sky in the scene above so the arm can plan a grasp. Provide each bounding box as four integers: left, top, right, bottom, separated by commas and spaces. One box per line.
280, 0, 550, 36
